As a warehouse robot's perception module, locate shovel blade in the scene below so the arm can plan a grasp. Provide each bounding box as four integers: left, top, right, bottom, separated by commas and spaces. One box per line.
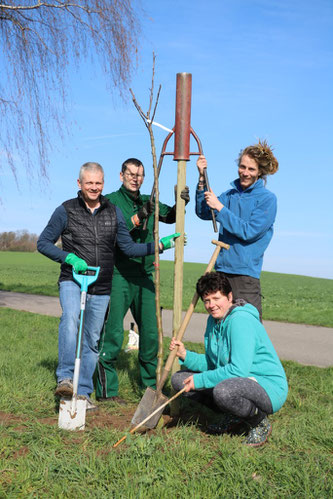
131, 387, 168, 429
58, 398, 87, 431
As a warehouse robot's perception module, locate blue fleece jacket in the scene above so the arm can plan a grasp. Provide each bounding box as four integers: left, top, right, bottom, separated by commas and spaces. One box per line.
195, 178, 277, 279
182, 304, 288, 413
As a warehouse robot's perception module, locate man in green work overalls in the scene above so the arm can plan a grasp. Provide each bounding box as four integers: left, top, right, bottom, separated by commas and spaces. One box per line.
95, 158, 189, 403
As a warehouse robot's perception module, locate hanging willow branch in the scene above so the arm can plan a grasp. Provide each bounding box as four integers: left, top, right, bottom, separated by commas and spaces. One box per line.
129, 54, 163, 384
0, 0, 141, 185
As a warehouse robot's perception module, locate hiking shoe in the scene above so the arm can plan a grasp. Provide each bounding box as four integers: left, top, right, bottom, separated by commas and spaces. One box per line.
243, 417, 272, 447
206, 413, 244, 435
79, 396, 99, 412
55, 379, 73, 398
96, 396, 127, 406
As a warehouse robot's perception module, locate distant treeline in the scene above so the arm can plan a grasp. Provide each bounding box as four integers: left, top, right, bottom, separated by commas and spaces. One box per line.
0, 231, 38, 252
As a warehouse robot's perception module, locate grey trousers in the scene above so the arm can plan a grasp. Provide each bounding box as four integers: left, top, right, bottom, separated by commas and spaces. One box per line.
171, 370, 273, 420
218, 272, 262, 321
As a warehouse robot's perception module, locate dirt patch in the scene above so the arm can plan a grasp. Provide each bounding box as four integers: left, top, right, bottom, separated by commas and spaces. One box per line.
0, 406, 171, 432
0, 406, 210, 434
0, 411, 27, 424
10, 446, 30, 460
85, 406, 136, 430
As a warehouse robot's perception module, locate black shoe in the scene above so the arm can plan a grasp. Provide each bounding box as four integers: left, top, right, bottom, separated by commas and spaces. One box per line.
96, 396, 127, 405
242, 417, 272, 447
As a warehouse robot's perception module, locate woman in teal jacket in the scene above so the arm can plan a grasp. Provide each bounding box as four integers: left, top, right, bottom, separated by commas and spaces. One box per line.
170, 272, 288, 447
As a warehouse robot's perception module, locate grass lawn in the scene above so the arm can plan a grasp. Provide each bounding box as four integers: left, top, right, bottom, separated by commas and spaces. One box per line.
1, 251, 333, 327
0, 308, 332, 498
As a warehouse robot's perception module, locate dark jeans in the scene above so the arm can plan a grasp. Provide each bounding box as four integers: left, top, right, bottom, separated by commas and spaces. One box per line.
172, 371, 273, 421
218, 272, 262, 321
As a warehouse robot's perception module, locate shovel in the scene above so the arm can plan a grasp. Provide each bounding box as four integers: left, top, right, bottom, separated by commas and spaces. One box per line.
131, 240, 229, 429
113, 387, 187, 448
58, 266, 100, 431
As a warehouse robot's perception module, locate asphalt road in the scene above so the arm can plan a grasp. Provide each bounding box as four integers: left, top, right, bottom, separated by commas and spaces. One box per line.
1, 290, 332, 368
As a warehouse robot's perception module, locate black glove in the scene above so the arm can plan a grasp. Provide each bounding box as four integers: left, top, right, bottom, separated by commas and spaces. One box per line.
131, 200, 153, 228
174, 185, 190, 205
181, 186, 190, 205
137, 200, 153, 221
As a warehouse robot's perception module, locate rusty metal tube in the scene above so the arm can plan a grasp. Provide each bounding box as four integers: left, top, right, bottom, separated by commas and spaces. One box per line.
174, 73, 192, 161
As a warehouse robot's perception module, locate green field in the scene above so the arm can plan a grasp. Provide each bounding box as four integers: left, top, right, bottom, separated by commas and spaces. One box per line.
0, 307, 332, 498
1, 251, 332, 327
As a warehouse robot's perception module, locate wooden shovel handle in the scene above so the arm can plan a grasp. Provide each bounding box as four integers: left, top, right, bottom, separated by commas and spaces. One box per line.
113, 387, 187, 448
157, 239, 229, 390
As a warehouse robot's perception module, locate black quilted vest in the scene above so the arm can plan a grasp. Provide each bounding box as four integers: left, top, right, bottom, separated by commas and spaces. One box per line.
59, 192, 117, 295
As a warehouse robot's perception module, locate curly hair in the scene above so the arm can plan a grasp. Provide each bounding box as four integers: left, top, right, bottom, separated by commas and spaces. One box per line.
196, 272, 232, 300
237, 139, 279, 180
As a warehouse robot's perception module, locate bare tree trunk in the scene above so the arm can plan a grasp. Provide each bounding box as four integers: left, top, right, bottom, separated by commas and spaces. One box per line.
149, 126, 164, 386
129, 54, 164, 384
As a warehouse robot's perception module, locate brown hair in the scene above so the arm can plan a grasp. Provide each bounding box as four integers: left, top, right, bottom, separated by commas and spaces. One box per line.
238, 139, 278, 181
196, 272, 232, 300
121, 158, 145, 176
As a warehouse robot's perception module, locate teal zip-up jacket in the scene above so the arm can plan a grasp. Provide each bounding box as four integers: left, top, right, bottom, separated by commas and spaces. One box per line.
183, 303, 288, 413
106, 186, 176, 276
196, 178, 277, 279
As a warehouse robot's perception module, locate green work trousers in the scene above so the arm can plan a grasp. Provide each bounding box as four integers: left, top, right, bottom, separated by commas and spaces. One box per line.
95, 272, 158, 398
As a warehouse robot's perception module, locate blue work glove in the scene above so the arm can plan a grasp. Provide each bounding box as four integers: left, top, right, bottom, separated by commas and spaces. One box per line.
65, 253, 88, 273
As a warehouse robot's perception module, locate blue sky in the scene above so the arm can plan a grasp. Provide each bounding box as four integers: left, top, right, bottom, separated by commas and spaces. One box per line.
1, 0, 332, 279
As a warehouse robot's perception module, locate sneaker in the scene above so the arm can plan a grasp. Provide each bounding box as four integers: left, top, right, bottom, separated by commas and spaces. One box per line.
55, 379, 73, 398
79, 395, 99, 412
206, 413, 244, 435
96, 396, 127, 406
242, 417, 272, 447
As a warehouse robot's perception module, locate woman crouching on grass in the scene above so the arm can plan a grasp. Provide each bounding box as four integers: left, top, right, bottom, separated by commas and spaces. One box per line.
170, 272, 288, 447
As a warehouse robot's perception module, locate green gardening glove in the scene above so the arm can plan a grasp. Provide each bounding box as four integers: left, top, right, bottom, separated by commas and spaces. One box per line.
65, 253, 88, 273
160, 232, 187, 251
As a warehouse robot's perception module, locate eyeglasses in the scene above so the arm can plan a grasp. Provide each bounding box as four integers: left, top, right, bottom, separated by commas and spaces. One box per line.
124, 170, 144, 180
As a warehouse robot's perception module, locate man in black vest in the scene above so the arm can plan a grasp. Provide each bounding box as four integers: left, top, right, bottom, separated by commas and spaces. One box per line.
37, 162, 180, 410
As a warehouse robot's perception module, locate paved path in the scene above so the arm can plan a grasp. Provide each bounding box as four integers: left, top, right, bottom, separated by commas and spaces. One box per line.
1, 290, 332, 368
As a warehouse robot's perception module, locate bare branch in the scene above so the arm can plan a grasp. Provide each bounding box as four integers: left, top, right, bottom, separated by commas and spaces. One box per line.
151, 84, 162, 124
147, 53, 156, 119
130, 56, 164, 383
0, 0, 141, 186
129, 88, 149, 129
0, 2, 99, 14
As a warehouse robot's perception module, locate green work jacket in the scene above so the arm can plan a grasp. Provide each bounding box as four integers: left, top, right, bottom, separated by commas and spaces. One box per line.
105, 185, 176, 276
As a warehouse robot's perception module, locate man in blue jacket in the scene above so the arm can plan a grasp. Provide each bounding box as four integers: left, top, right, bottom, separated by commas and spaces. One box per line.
196, 140, 279, 320
37, 161, 181, 410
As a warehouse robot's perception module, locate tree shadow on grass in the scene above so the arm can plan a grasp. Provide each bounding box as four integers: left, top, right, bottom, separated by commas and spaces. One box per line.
39, 358, 57, 378
163, 397, 220, 434
38, 358, 59, 412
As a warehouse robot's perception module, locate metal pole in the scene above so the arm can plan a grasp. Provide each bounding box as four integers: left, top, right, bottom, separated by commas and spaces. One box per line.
172, 73, 192, 337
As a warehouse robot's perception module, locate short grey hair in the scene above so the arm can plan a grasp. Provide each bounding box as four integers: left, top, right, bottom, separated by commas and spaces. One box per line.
79, 162, 104, 182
